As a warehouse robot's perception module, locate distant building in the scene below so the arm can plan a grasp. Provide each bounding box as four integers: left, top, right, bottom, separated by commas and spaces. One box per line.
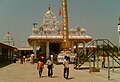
28, 6, 92, 58
0, 32, 17, 63
0, 42, 17, 62
17, 42, 39, 58
3, 32, 15, 47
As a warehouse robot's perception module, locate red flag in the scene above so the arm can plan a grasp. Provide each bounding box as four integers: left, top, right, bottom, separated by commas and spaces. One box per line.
58, 7, 61, 16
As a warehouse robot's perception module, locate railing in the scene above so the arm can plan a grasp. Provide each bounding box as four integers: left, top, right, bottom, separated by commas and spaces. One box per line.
75, 39, 120, 69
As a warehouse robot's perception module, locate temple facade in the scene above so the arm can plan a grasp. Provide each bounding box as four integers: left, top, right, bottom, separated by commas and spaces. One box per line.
28, 6, 92, 59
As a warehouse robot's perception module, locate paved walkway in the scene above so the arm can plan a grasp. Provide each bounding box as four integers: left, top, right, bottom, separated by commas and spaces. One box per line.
0, 61, 120, 82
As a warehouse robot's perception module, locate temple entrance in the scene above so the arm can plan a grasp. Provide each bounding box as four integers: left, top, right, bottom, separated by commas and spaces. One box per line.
49, 43, 60, 54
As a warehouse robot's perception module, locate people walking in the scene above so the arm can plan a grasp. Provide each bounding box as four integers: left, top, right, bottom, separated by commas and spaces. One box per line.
46, 56, 53, 77
102, 52, 106, 68
20, 55, 23, 64
63, 56, 69, 79
74, 53, 78, 68
37, 59, 44, 78
23, 55, 25, 62
30, 52, 35, 64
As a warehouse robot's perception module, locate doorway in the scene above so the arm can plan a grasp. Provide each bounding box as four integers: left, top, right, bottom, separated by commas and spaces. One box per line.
49, 43, 60, 54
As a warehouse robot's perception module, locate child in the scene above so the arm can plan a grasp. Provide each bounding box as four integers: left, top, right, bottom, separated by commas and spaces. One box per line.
37, 59, 44, 77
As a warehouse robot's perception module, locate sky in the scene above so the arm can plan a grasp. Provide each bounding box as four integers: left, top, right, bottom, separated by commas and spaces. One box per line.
0, 0, 120, 47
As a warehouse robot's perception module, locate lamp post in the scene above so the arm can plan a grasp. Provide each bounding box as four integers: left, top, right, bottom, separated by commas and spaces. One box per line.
33, 22, 38, 27
118, 17, 120, 53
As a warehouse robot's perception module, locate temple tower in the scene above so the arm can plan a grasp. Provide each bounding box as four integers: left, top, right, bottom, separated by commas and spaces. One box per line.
3, 32, 15, 46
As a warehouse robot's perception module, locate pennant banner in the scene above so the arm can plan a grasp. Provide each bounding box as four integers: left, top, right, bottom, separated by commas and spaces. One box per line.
58, 7, 61, 16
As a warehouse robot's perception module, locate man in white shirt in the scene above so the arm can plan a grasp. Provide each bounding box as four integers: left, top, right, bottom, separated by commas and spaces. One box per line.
63, 56, 69, 79
46, 56, 53, 77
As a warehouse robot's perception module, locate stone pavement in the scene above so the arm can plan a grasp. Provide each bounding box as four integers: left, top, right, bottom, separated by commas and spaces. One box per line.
0, 61, 120, 82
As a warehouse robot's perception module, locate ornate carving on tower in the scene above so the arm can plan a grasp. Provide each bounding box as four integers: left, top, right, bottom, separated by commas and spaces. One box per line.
43, 5, 56, 30
32, 5, 62, 36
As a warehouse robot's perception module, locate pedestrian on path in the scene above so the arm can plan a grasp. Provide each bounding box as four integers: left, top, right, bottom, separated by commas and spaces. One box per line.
37, 59, 44, 78
63, 56, 69, 79
23, 55, 25, 62
30, 52, 35, 64
101, 52, 106, 68
46, 56, 54, 77
20, 55, 23, 64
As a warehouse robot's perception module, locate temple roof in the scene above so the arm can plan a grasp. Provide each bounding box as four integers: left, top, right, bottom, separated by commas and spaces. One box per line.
28, 6, 92, 45
28, 35, 92, 45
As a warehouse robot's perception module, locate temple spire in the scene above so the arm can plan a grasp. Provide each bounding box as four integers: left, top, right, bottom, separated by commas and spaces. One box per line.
7, 31, 10, 34
48, 4, 50, 10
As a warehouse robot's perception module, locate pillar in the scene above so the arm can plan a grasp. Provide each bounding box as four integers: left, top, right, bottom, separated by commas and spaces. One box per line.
71, 41, 74, 53
46, 41, 49, 59
83, 41, 86, 55
108, 55, 110, 80
33, 42, 37, 59
75, 42, 78, 53
96, 51, 99, 69
112, 55, 114, 73
18, 50, 21, 57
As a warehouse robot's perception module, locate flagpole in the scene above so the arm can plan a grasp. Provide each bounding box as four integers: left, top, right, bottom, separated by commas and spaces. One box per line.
61, 0, 69, 52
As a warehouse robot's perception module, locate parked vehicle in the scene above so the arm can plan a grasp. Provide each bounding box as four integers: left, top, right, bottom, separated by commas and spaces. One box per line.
57, 51, 75, 64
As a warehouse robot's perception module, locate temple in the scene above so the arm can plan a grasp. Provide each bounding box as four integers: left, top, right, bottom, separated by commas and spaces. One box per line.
3, 32, 15, 47
28, 6, 92, 59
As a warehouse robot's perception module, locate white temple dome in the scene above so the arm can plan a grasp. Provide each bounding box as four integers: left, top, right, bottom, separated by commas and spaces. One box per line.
3, 32, 15, 46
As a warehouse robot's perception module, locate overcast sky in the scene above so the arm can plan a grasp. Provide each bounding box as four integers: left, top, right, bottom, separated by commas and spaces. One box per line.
0, 0, 120, 47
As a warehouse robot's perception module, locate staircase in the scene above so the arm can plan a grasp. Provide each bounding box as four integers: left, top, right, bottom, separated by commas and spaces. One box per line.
75, 39, 120, 69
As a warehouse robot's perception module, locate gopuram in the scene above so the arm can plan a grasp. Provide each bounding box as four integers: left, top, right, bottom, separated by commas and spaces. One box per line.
3, 32, 15, 47
28, 1, 92, 59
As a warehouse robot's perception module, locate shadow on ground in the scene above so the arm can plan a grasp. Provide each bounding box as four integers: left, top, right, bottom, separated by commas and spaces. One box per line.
67, 77, 74, 80
0, 60, 13, 68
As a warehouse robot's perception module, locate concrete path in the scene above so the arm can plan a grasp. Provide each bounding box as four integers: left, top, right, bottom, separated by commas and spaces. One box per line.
0, 61, 120, 82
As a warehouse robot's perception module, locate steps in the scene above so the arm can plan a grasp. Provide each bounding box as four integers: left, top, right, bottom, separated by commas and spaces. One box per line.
75, 39, 120, 69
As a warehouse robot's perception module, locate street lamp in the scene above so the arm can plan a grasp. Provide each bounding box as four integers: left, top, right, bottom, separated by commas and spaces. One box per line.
33, 22, 38, 27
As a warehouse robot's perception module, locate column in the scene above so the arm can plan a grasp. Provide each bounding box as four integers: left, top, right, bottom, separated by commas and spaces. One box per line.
71, 41, 74, 53
96, 51, 99, 69
18, 50, 21, 57
75, 42, 78, 53
46, 41, 49, 59
83, 41, 86, 55
33, 42, 37, 59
